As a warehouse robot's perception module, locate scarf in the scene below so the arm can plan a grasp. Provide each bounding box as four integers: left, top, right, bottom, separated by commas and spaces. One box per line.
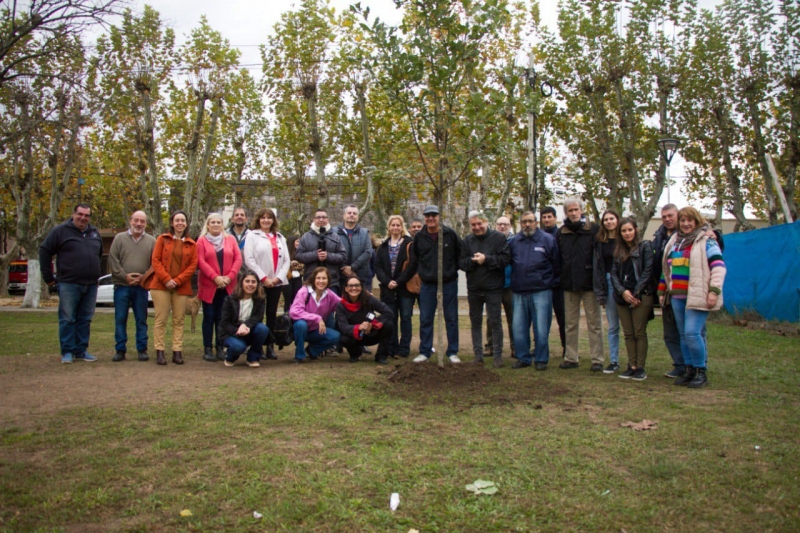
205, 232, 224, 252
340, 299, 362, 312
310, 222, 331, 235
674, 223, 708, 252
564, 216, 586, 233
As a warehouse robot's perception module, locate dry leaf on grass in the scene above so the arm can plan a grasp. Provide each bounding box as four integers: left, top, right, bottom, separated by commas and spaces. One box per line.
620, 420, 658, 431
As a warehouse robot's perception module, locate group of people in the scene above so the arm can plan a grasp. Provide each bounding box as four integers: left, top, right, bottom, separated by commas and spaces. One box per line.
39, 198, 726, 388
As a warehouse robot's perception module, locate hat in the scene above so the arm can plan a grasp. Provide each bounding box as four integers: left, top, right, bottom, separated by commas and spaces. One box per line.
422, 205, 440, 215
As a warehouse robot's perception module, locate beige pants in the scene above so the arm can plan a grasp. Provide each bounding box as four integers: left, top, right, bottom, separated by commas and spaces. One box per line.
564, 290, 604, 365
151, 289, 189, 351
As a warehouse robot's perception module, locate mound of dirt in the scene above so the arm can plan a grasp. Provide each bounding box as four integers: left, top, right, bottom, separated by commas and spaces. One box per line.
386, 361, 501, 391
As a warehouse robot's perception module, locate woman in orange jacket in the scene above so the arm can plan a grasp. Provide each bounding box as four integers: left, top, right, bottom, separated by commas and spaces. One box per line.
148, 211, 198, 365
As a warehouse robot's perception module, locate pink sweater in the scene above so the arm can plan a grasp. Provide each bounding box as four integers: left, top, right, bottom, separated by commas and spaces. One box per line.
289, 286, 341, 332
196, 235, 242, 303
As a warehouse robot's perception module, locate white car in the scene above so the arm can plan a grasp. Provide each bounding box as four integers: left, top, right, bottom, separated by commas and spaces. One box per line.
95, 274, 153, 306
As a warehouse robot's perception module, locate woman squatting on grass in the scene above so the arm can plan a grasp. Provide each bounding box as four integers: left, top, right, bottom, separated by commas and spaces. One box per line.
337, 275, 394, 364
658, 207, 726, 388
218, 271, 269, 368
289, 266, 341, 364
611, 218, 655, 381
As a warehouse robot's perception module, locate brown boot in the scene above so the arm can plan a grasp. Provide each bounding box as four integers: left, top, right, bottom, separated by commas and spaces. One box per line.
156, 350, 166, 365
172, 351, 184, 365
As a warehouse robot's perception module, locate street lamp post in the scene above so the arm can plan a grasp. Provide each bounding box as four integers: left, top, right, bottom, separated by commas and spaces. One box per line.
657, 138, 680, 205
524, 56, 553, 213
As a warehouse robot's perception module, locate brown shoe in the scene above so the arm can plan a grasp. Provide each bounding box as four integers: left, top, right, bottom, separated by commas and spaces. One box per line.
172, 351, 184, 365
156, 350, 166, 365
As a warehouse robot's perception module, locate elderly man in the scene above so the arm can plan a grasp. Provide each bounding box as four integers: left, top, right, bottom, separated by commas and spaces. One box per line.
108, 210, 156, 362
40, 204, 104, 364
296, 208, 348, 295
509, 211, 560, 370
484, 215, 515, 359
410, 205, 462, 364
556, 198, 604, 372
459, 210, 510, 367
227, 206, 250, 251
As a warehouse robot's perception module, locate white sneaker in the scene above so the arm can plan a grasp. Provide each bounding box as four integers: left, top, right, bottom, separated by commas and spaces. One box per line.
448, 355, 462, 364
413, 354, 429, 363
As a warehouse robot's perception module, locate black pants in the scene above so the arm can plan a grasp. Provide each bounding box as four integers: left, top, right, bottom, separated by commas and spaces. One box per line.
341, 323, 394, 360
264, 286, 283, 334
552, 287, 566, 356
470, 289, 503, 359
485, 288, 514, 355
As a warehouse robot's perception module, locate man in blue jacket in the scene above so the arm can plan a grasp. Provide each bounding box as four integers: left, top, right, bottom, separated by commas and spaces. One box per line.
39, 204, 104, 364
509, 211, 560, 370
336, 204, 372, 287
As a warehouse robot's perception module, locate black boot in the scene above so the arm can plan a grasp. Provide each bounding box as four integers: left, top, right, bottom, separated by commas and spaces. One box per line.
265, 344, 278, 360
687, 367, 708, 388
216, 346, 225, 361
203, 346, 216, 362
674, 366, 696, 386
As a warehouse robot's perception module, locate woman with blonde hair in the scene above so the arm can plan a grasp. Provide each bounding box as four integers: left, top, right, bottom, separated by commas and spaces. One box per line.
197, 212, 242, 362
243, 207, 289, 360
658, 207, 726, 388
374, 215, 414, 358
148, 210, 198, 365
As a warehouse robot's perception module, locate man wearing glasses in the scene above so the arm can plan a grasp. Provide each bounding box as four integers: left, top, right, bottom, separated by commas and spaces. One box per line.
296, 208, 348, 295
409, 205, 463, 364
39, 204, 104, 364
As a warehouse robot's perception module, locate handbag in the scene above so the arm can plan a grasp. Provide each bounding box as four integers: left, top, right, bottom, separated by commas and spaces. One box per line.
272, 291, 312, 349
401, 242, 421, 294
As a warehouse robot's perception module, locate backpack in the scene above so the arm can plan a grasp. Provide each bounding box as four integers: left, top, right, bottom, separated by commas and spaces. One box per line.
271, 292, 311, 349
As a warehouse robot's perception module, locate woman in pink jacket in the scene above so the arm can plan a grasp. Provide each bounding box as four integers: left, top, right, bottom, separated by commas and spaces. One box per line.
197, 213, 242, 362
289, 266, 341, 364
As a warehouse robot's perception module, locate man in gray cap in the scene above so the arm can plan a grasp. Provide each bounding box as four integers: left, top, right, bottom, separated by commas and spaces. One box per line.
409, 205, 463, 363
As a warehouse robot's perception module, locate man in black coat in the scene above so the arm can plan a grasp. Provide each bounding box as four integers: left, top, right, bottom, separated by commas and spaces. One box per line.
39, 204, 104, 364
459, 210, 511, 367
556, 198, 604, 372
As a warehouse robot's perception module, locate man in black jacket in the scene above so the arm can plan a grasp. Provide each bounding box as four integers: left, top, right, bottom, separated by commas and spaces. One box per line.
39, 204, 104, 364
409, 205, 463, 363
541, 206, 566, 358
296, 208, 348, 295
459, 210, 510, 367
556, 198, 604, 372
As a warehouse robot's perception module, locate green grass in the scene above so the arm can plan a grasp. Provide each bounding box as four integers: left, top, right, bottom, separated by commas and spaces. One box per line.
0, 311, 798, 531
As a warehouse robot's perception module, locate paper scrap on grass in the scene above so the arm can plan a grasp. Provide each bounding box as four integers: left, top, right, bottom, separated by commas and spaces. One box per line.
466, 479, 498, 495
390, 493, 400, 511
253, 511, 263, 519
620, 420, 658, 431
179, 509, 193, 517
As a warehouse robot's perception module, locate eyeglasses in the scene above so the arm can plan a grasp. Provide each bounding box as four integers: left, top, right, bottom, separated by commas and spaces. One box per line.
314, 215, 329, 219
346, 284, 362, 289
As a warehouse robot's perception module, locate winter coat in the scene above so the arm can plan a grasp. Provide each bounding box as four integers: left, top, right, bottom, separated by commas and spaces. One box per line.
242, 230, 290, 286
374, 235, 415, 299
148, 233, 198, 296
218, 295, 267, 343
556, 219, 601, 294
39, 219, 103, 285
659, 233, 726, 311
508, 228, 560, 294
610, 240, 655, 303
196, 234, 242, 303
296, 225, 348, 289
335, 224, 372, 283
408, 225, 462, 285
289, 285, 341, 332
336, 294, 394, 343
458, 229, 511, 293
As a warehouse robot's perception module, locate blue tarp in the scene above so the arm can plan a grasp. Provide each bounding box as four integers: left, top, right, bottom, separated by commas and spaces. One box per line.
722, 220, 800, 323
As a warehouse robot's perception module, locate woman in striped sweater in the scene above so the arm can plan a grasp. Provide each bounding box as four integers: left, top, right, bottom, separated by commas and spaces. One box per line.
657, 207, 726, 388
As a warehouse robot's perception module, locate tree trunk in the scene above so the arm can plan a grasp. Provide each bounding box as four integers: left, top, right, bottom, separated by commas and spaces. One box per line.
744, 86, 779, 225
304, 82, 327, 209
713, 106, 756, 231
184, 92, 208, 234
189, 96, 222, 238
784, 73, 799, 221
355, 82, 376, 217
612, 75, 644, 223
136, 87, 164, 235
0, 244, 20, 298
584, 83, 620, 212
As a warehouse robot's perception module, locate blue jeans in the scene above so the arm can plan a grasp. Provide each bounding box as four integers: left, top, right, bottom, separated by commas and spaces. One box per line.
114, 285, 149, 352
381, 292, 414, 357
670, 298, 709, 369
57, 282, 98, 356
512, 290, 553, 365
293, 315, 340, 360
202, 289, 227, 348
605, 274, 620, 364
418, 280, 459, 357
224, 323, 270, 363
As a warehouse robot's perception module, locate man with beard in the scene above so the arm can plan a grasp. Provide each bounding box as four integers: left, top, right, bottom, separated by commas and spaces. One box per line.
508, 211, 560, 370
296, 209, 348, 295
227, 207, 251, 251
